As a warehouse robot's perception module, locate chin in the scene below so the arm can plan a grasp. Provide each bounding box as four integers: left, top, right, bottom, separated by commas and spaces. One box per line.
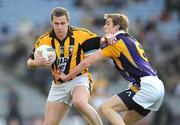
104, 31, 109, 34
58, 33, 64, 37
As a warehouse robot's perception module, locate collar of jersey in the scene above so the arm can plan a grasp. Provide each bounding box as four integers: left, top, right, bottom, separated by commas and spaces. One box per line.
50, 26, 73, 39
114, 30, 126, 36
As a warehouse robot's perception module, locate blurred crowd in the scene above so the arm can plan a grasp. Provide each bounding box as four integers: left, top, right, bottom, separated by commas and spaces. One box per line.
0, 0, 179, 125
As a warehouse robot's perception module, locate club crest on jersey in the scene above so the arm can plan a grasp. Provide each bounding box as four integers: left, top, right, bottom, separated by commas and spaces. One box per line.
69, 45, 74, 55
60, 46, 74, 55
56, 57, 69, 72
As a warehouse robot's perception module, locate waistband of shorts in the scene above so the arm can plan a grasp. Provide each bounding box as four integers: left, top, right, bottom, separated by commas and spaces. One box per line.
53, 73, 89, 85
140, 75, 159, 81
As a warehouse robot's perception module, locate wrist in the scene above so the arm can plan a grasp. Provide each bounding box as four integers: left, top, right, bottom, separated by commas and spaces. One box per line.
65, 75, 70, 81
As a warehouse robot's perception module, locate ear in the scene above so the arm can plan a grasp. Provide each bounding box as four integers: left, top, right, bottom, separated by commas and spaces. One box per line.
114, 25, 120, 30
67, 19, 70, 25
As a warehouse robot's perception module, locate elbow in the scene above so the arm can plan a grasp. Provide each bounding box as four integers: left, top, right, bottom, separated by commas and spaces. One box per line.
27, 59, 35, 69
27, 60, 32, 69
27, 60, 30, 68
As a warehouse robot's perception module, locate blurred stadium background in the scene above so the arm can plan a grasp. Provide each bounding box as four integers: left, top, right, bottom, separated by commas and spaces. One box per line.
0, 0, 179, 125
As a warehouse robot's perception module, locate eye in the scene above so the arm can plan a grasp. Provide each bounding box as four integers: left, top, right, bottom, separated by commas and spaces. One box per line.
61, 22, 66, 25
54, 22, 59, 25
107, 22, 110, 25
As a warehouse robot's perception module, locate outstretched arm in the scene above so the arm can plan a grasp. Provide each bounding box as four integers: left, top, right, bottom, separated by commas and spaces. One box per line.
58, 49, 105, 81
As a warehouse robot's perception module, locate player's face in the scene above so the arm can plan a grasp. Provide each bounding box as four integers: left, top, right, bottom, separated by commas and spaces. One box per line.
51, 15, 69, 40
103, 18, 117, 34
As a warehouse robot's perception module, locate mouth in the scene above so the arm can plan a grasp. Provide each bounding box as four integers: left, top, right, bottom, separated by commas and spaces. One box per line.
104, 30, 108, 34
57, 31, 63, 34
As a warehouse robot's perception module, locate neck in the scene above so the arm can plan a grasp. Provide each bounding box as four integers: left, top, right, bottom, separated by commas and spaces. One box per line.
57, 34, 66, 41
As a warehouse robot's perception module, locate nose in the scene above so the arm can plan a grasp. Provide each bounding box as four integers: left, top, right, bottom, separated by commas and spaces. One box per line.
58, 25, 62, 30
57, 24, 62, 30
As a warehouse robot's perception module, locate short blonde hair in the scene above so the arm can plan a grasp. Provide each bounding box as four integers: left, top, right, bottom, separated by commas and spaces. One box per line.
104, 13, 129, 32
51, 7, 70, 21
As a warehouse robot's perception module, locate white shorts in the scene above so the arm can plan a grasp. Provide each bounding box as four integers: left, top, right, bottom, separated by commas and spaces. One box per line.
118, 76, 165, 116
47, 73, 91, 106
133, 76, 165, 111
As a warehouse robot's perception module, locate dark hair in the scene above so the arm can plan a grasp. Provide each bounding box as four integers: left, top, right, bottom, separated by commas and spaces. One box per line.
51, 7, 70, 21
104, 13, 129, 32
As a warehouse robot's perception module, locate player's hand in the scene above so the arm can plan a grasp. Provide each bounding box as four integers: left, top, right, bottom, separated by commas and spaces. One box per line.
56, 71, 67, 82
104, 33, 117, 45
34, 51, 52, 66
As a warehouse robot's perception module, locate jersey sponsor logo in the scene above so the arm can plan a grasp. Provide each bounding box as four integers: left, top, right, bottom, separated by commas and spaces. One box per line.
56, 57, 69, 72
60, 46, 64, 54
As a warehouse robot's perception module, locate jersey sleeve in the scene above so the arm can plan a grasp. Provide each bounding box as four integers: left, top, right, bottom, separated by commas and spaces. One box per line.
79, 29, 101, 53
29, 34, 50, 59
81, 37, 101, 53
101, 41, 122, 58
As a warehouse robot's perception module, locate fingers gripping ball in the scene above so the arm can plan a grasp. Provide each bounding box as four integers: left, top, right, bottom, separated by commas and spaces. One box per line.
34, 45, 56, 64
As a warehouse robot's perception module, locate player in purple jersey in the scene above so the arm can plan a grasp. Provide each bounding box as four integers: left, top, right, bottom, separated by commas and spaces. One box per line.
57, 13, 165, 125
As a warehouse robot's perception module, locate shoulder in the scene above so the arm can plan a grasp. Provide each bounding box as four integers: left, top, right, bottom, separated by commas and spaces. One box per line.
37, 29, 53, 43
116, 33, 128, 40
35, 29, 53, 47
71, 26, 96, 36
38, 29, 52, 40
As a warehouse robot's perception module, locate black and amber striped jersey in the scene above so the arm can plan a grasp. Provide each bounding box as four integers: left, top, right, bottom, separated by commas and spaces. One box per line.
30, 26, 101, 84
101, 31, 157, 83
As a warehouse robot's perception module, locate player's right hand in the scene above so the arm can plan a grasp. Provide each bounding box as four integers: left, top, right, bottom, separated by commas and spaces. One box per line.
104, 33, 117, 45
34, 51, 52, 66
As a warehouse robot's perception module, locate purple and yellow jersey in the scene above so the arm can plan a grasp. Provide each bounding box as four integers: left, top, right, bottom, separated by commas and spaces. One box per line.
101, 32, 157, 83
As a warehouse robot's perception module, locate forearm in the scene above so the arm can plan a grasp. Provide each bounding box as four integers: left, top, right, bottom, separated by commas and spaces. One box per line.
66, 60, 90, 81
27, 57, 52, 69
27, 58, 38, 69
